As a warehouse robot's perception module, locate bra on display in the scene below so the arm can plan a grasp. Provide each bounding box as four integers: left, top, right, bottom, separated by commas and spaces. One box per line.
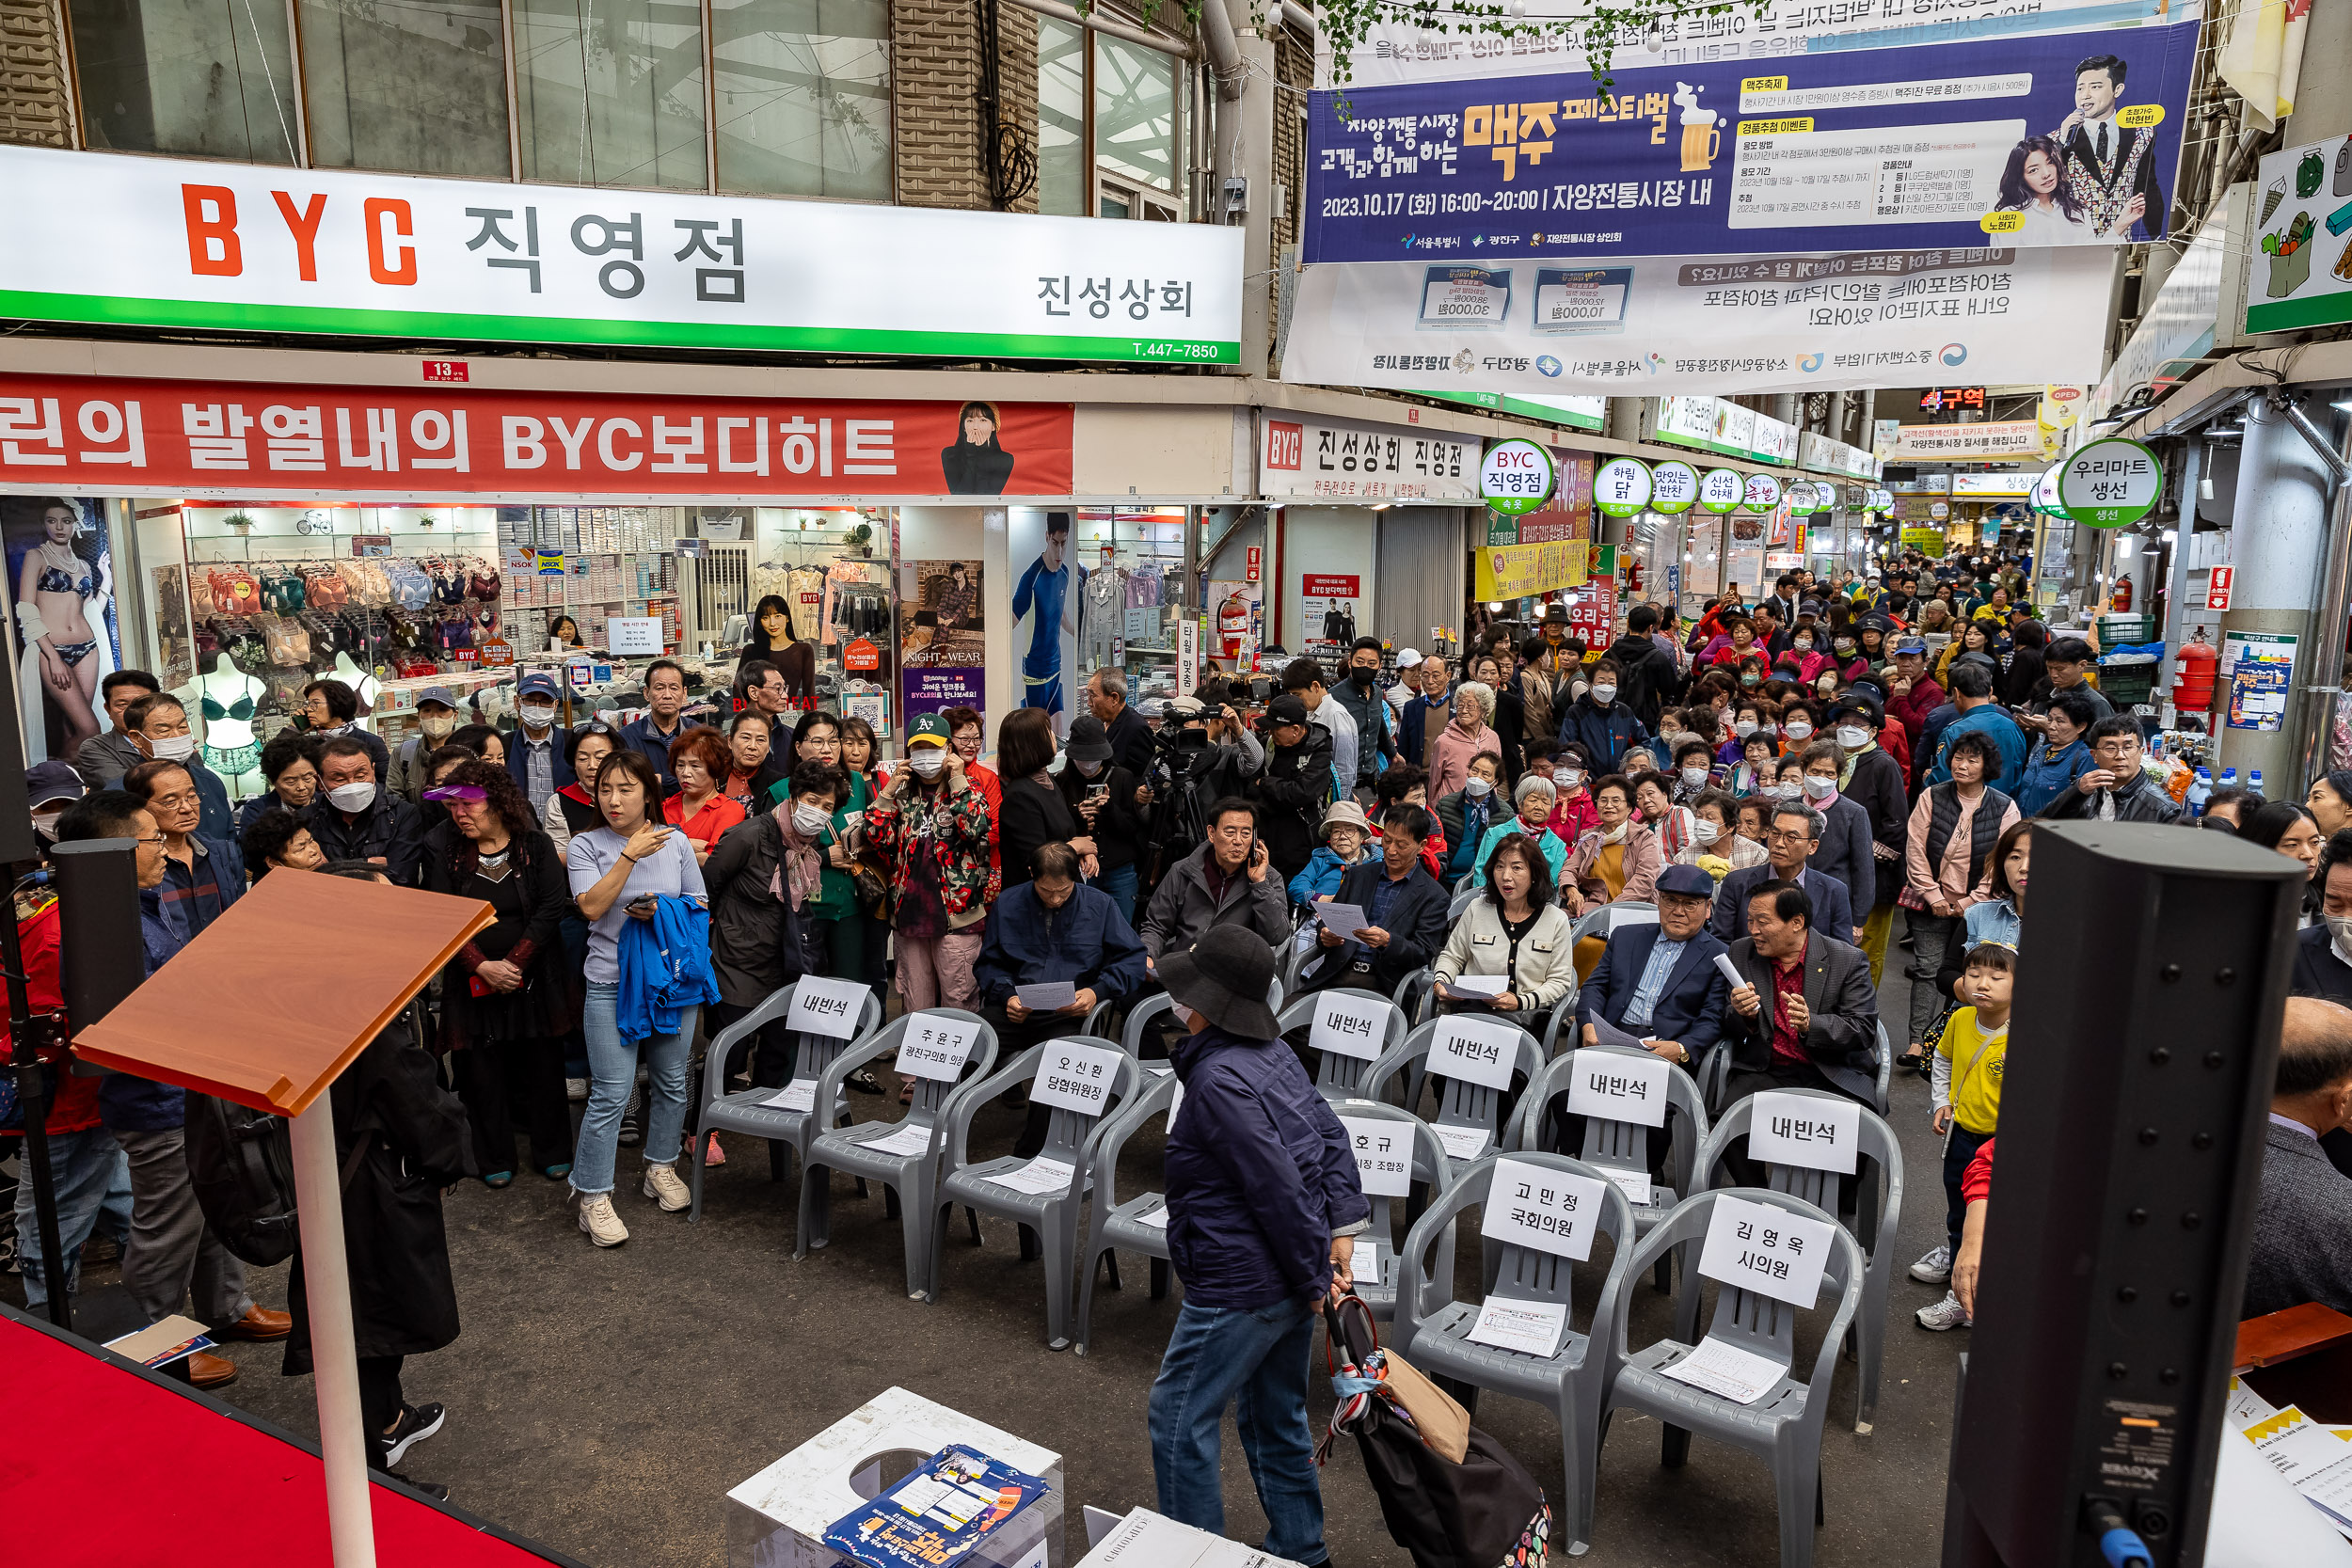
199, 683, 259, 723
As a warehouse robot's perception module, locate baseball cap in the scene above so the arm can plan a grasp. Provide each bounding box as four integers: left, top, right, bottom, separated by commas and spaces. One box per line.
517, 672, 561, 700
1395, 648, 1424, 668
908, 713, 950, 748
1267, 693, 1310, 726
1655, 863, 1715, 898
26, 760, 82, 807
1892, 635, 1928, 656
417, 685, 458, 710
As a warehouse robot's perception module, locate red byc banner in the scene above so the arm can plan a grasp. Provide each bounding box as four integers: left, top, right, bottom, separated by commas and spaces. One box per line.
0, 374, 1074, 500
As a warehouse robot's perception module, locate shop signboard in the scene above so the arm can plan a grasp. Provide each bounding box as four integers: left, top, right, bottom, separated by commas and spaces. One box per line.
1414, 389, 1607, 429
1901, 525, 1948, 557
2222, 630, 2296, 731
2058, 437, 2162, 528
0, 146, 1243, 365
1303, 22, 2199, 262
1742, 472, 1782, 511
1697, 468, 1743, 514
0, 374, 1075, 500
350, 533, 393, 556
1479, 439, 1557, 515
1476, 539, 1590, 600
2244, 134, 2352, 335
1649, 460, 1699, 514
1950, 472, 2033, 497
1257, 412, 1479, 501
1279, 244, 2116, 398
1886, 420, 2048, 461
2031, 464, 2072, 518
1487, 448, 1593, 545
1751, 412, 1798, 467
902, 667, 985, 727
608, 616, 663, 655
478, 637, 514, 668
1594, 457, 1653, 517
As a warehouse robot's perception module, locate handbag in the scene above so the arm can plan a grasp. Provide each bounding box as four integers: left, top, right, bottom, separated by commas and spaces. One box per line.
1320, 1293, 1551, 1568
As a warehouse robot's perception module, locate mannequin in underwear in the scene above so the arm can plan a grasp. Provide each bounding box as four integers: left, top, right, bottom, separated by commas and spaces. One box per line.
177, 651, 266, 799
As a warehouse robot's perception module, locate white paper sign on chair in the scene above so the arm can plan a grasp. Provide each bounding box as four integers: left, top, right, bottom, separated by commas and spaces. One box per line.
1337, 1116, 1414, 1196
1312, 994, 1389, 1061
896, 1014, 981, 1082
1747, 1091, 1862, 1175
1480, 1156, 1607, 1261
1565, 1050, 1671, 1129
791, 976, 869, 1038
1429, 1016, 1520, 1089
1032, 1042, 1124, 1114
1695, 1193, 1836, 1308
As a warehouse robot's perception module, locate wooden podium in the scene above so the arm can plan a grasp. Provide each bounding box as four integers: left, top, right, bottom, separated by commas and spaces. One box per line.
75, 871, 492, 1568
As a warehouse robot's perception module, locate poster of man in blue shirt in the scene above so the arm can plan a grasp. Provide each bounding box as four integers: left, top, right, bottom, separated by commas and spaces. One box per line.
1011, 510, 1083, 728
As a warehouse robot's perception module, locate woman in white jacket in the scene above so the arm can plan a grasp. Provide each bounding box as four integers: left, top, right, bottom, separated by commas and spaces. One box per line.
1433, 831, 1577, 1032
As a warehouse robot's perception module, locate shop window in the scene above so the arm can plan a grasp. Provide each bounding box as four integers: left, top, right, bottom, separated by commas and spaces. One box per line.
1070, 506, 1186, 704
69, 0, 301, 164
711, 0, 891, 200
513, 0, 707, 190
297, 0, 511, 178
1092, 36, 1174, 199
1035, 16, 1085, 216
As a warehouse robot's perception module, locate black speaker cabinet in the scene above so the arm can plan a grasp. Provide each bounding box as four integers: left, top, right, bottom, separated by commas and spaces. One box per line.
51, 838, 144, 1039
1944, 822, 2301, 1565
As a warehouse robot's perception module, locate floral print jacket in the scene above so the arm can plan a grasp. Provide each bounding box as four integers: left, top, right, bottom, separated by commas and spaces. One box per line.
862, 777, 994, 919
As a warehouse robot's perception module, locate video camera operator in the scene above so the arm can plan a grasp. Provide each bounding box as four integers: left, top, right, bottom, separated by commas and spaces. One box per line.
1250, 692, 1334, 883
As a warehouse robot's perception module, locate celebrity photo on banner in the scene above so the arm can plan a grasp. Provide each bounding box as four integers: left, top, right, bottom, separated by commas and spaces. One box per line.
5, 494, 119, 766
1303, 20, 2199, 264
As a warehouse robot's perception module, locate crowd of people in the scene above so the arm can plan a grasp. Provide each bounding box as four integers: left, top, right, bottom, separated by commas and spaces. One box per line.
11, 544, 2352, 1560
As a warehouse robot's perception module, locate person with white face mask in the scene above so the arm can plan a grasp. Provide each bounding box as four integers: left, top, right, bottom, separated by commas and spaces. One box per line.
506, 671, 575, 817
1556, 656, 1652, 774
1828, 696, 1911, 985
391, 686, 464, 804
1435, 750, 1505, 882
122, 692, 234, 842
865, 714, 994, 1019
301, 736, 426, 885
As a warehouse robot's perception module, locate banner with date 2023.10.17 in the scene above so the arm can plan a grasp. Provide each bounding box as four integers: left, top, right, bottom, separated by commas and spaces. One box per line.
1304, 19, 2199, 264
1278, 244, 2112, 398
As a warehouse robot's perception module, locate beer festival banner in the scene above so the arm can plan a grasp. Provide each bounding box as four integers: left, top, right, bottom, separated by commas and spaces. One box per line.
1303, 21, 2200, 264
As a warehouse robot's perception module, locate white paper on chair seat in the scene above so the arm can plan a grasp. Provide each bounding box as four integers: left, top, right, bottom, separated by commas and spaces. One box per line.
1136, 1202, 1172, 1228
1429, 1016, 1520, 1089
791, 976, 869, 1038
1014, 981, 1077, 1013
858, 1122, 934, 1157
982, 1156, 1075, 1195
1033, 1043, 1123, 1114
1432, 1124, 1492, 1163
1465, 1296, 1567, 1358
1696, 1193, 1836, 1308
1338, 1115, 1413, 1196
1657, 1334, 1790, 1404
1442, 972, 1510, 999
897, 1014, 982, 1082
1480, 1156, 1606, 1260
1317, 901, 1371, 942
1748, 1091, 1861, 1175
1312, 994, 1389, 1061
1601, 1166, 1653, 1206
1355, 1236, 1383, 1289
766, 1079, 818, 1113
1565, 1049, 1670, 1128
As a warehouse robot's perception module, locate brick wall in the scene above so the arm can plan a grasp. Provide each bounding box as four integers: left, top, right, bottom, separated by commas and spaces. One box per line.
894, 0, 988, 209
1, 0, 72, 148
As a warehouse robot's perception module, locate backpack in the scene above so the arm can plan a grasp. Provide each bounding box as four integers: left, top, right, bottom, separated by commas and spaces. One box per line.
184, 1094, 300, 1266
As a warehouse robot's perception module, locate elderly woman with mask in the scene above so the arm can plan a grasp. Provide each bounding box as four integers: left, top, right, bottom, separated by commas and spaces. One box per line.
1470, 772, 1569, 885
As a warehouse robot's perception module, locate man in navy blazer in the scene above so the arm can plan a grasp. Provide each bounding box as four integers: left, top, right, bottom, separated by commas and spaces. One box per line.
1578, 864, 1729, 1071
1709, 800, 1853, 944
1299, 805, 1452, 999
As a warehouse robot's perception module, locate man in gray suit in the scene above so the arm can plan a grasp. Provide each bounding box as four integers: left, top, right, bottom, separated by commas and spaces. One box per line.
1721, 879, 1881, 1145
2246, 997, 2352, 1320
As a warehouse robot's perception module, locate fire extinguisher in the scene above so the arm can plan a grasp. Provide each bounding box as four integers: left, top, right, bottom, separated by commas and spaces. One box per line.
2111, 575, 2134, 613
1627, 562, 1645, 595
1217, 589, 1252, 658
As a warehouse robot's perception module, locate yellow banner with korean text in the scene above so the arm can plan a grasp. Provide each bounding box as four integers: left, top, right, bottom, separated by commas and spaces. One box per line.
1476, 539, 1591, 600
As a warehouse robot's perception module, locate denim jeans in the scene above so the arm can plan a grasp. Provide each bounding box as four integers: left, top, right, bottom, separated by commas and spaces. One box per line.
1149, 1295, 1327, 1565
573, 981, 691, 1196
1090, 862, 1139, 927
15, 1125, 131, 1309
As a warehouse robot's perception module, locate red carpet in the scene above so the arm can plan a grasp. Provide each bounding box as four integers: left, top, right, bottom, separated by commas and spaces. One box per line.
0, 1307, 581, 1567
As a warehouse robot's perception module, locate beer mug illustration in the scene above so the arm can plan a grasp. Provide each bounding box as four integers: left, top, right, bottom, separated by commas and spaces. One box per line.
1673, 82, 1720, 172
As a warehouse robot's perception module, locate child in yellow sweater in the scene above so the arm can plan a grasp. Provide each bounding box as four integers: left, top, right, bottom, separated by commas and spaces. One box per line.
1915, 941, 2013, 1331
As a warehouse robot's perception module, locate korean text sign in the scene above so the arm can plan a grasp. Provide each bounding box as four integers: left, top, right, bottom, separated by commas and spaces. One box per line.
1481, 1157, 1610, 1260
0, 145, 1243, 364
0, 375, 1073, 501
1304, 21, 2199, 263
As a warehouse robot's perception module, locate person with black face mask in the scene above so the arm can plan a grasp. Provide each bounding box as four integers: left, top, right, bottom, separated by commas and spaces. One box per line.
1058, 714, 1151, 925
26, 761, 81, 851
1331, 635, 1397, 797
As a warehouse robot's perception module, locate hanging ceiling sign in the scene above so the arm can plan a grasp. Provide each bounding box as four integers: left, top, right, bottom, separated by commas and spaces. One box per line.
1594, 457, 1654, 517
2058, 437, 2163, 528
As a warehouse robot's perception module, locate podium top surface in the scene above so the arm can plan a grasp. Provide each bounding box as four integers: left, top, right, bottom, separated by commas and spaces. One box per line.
728, 1386, 1062, 1535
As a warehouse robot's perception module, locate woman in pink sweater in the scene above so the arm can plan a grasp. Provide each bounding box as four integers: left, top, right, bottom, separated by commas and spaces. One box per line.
1430, 680, 1497, 801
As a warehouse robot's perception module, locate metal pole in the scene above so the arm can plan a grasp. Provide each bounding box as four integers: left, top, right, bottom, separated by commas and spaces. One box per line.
2159, 440, 2203, 692
2291, 399, 2352, 788
289, 1093, 376, 1568
2, 896, 72, 1332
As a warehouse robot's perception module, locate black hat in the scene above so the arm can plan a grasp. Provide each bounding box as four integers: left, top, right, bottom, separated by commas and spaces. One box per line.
1156, 925, 1280, 1039
1066, 714, 1114, 763
1266, 693, 1310, 727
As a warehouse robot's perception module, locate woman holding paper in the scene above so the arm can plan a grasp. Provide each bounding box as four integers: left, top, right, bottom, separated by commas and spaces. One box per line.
1433, 832, 1576, 1029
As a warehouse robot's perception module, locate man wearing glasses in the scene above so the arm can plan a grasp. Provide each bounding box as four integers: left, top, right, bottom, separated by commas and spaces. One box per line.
2037, 717, 2182, 825
1709, 800, 1855, 945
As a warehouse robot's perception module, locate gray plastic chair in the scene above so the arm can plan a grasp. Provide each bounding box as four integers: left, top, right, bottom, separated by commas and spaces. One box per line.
1365, 1016, 1545, 1168
1872, 1022, 1892, 1117
1692, 1087, 1904, 1434
1393, 1151, 1636, 1557
932, 1035, 1143, 1350
794, 1009, 1000, 1299
1392, 964, 1438, 1026
1122, 980, 1283, 1060
1276, 988, 1409, 1101
1073, 1070, 1181, 1356
1325, 1100, 1455, 1325
688, 983, 884, 1222
1448, 888, 1485, 922
1600, 1189, 1867, 1568
1570, 900, 1657, 946
1508, 1044, 1709, 1294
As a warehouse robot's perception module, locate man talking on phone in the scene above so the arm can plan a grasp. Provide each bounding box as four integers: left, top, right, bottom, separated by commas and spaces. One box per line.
1139, 798, 1292, 977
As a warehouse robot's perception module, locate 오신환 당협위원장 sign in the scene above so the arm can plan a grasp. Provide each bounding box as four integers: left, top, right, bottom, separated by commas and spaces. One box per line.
1303, 20, 2199, 264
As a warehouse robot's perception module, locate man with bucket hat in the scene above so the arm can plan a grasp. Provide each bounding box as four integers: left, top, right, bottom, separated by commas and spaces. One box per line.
1148, 925, 1368, 1568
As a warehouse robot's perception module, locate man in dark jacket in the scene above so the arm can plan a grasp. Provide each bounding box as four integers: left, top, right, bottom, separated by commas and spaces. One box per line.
1249, 693, 1334, 883
1709, 802, 1854, 945
505, 670, 575, 816
2245, 998, 2352, 1318
617, 657, 692, 787
1556, 657, 1651, 771
1829, 694, 1910, 981
1605, 604, 1681, 731
1578, 865, 1729, 1069
1150, 924, 1368, 1567
1298, 805, 1449, 997
305, 736, 427, 885
1331, 635, 1398, 795
1721, 880, 1882, 1145
1402, 653, 1454, 773
1139, 798, 1292, 971
975, 843, 1151, 1048
2037, 716, 2182, 825
1086, 667, 1158, 779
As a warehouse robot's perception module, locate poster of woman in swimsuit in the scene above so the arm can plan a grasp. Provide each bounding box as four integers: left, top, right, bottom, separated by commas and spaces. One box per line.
5, 495, 119, 764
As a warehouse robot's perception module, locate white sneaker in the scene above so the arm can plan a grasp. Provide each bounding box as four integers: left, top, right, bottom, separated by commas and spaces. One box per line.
577, 1192, 629, 1246
1915, 1291, 1972, 1331
1909, 1243, 1952, 1285
565, 1077, 588, 1102
642, 1163, 691, 1212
